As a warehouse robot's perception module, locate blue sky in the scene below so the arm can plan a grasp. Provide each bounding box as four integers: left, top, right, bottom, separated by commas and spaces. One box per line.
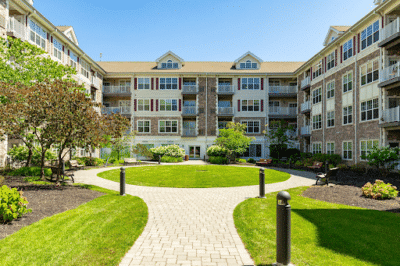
35, 0, 377, 62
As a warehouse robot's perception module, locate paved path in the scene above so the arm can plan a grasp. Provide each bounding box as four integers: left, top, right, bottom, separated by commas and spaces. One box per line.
74, 164, 316, 266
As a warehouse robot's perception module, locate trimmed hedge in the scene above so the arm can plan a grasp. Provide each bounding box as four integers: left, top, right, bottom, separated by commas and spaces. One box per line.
9, 167, 52, 177
208, 156, 228, 165
161, 156, 183, 163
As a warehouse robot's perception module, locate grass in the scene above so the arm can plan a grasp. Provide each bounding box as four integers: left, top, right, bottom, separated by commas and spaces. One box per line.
233, 186, 400, 266
97, 165, 291, 188
0, 184, 148, 266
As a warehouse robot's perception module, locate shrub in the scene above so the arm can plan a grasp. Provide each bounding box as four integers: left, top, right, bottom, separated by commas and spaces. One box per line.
362, 180, 398, 200
206, 145, 228, 157
118, 159, 124, 164
8, 146, 56, 166
247, 158, 256, 164
328, 154, 342, 166
285, 148, 301, 161
73, 157, 104, 166
208, 156, 228, 165
0, 176, 4, 186
300, 152, 313, 159
236, 158, 246, 163
0, 185, 32, 223
294, 160, 302, 167
9, 167, 52, 177
337, 163, 348, 170
161, 156, 183, 163
108, 158, 117, 164
150, 145, 185, 160
350, 163, 366, 173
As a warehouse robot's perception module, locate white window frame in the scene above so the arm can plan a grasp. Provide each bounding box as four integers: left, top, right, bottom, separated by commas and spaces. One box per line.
159, 120, 178, 133
159, 99, 178, 111
327, 111, 335, 128
343, 105, 353, 125
242, 120, 260, 134
312, 87, 322, 105
326, 81, 335, 99
327, 51, 335, 71
160, 77, 178, 90
360, 140, 379, 160
241, 78, 260, 90
360, 59, 379, 86
161, 60, 178, 69
29, 19, 46, 50
360, 98, 379, 122
53, 38, 63, 61
80, 59, 90, 79
70, 52, 78, 70
138, 78, 151, 90
343, 72, 353, 93
312, 142, 322, 154
240, 60, 257, 69
137, 120, 151, 133
312, 61, 322, 79
241, 99, 260, 112
312, 114, 322, 130
343, 39, 353, 61
326, 142, 335, 155
137, 99, 150, 112
361, 20, 379, 50
343, 141, 353, 160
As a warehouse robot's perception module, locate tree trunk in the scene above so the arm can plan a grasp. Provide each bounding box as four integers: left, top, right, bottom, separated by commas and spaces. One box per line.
56, 151, 63, 183
25, 148, 32, 167
40, 149, 46, 180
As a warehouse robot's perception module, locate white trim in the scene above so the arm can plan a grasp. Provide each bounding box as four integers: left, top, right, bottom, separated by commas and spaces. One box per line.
155, 51, 184, 63
326, 142, 335, 155
137, 120, 151, 134
342, 140, 353, 161
159, 99, 179, 112
241, 120, 261, 134
158, 120, 179, 134
326, 110, 335, 128
360, 139, 379, 161
234, 51, 264, 63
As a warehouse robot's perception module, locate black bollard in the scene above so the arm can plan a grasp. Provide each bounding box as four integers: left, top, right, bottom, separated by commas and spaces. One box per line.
120, 167, 126, 196
259, 168, 265, 198
325, 160, 329, 173
275, 191, 293, 266
158, 155, 161, 165
289, 158, 292, 169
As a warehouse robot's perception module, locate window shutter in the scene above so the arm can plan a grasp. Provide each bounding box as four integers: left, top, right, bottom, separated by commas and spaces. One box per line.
51, 36, 53, 43
151, 78, 154, 90
340, 46, 343, 63
134, 78, 137, 90
68, 50, 70, 56
324, 57, 327, 72
353, 36, 356, 56
77, 57, 79, 63
156, 78, 159, 90
261, 78, 264, 90
238, 78, 241, 90
310, 67, 313, 81
134, 99, 137, 112
179, 78, 182, 90
47, 33, 49, 40
151, 99, 154, 111
156, 99, 158, 111
382, 17, 384, 28
261, 100, 264, 112
62, 46, 64, 52
335, 49, 337, 66
358, 33, 361, 53
179, 99, 182, 111
238, 100, 241, 112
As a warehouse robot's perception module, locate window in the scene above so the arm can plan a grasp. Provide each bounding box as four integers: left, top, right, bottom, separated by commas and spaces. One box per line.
241, 100, 260, 112
137, 120, 150, 133
53, 38, 62, 60
343, 39, 353, 61
327, 51, 335, 70
159, 120, 178, 133
326, 81, 335, 99
218, 121, 230, 129
80, 59, 90, 79
160, 99, 178, 111
360, 60, 379, 86
312, 143, 322, 154
138, 78, 150, 90
343, 106, 353, 125
160, 78, 178, 90
29, 20, 46, 49
312, 87, 322, 104
361, 98, 379, 121
240, 60, 257, 69
312, 114, 322, 130
70, 52, 77, 70
269, 80, 280, 87
343, 72, 353, 93
360, 140, 379, 159
327, 111, 335, 128
361, 20, 379, 50
343, 141, 353, 160
242, 120, 260, 134
326, 142, 335, 155
243, 144, 262, 157
241, 78, 260, 90
161, 60, 178, 69
137, 99, 150, 111
119, 80, 131, 92
312, 61, 322, 79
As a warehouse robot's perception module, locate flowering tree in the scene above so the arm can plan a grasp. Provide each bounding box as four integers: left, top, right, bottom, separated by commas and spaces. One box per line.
264, 120, 296, 159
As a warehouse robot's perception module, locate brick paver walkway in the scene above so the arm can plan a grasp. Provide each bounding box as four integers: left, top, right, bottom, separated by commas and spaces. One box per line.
74, 164, 315, 266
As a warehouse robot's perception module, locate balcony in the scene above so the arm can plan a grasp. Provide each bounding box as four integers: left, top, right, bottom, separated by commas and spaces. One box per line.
301, 76, 311, 90
182, 85, 199, 94
300, 126, 311, 137
269, 86, 297, 97
268, 107, 297, 118
217, 84, 235, 94
91, 76, 100, 90
301, 101, 311, 113
182, 106, 198, 117
182, 128, 197, 137
102, 106, 131, 115
103, 85, 131, 96
7, 17, 26, 41
217, 107, 234, 116
379, 18, 400, 48
378, 62, 400, 88
380, 106, 400, 127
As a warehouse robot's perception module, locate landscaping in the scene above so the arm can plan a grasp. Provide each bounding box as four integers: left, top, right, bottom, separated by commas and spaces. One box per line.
234, 186, 400, 266
98, 165, 291, 188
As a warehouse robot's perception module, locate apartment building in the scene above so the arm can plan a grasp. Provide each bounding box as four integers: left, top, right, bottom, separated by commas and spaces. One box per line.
98, 51, 301, 160
0, 0, 106, 166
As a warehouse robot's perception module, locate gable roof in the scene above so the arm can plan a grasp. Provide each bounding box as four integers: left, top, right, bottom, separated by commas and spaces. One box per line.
57, 25, 79, 46
56, 26, 72, 32
155, 51, 184, 63
331, 26, 351, 32
323, 25, 352, 46
234, 51, 264, 63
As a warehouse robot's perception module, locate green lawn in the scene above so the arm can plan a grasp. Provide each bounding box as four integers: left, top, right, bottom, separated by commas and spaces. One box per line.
97, 165, 291, 188
234, 186, 400, 266
0, 185, 148, 266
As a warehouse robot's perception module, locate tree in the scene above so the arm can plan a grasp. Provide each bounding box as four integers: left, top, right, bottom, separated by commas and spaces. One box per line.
101, 131, 136, 166
131, 144, 153, 160
361, 146, 400, 176
214, 122, 254, 162
264, 120, 296, 159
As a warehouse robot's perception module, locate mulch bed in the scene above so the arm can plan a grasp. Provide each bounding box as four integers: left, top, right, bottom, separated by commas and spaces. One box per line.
0, 176, 105, 240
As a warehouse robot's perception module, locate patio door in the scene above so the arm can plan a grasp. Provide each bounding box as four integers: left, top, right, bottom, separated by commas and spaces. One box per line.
269, 101, 280, 113
189, 146, 201, 159
183, 121, 196, 136
119, 100, 130, 114
119, 80, 131, 93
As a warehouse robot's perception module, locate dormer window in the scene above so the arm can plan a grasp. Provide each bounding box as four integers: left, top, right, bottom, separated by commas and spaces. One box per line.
240, 60, 257, 69
331, 36, 335, 41
161, 60, 179, 69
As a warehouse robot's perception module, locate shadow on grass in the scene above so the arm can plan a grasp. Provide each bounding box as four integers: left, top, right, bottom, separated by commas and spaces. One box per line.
293, 208, 400, 266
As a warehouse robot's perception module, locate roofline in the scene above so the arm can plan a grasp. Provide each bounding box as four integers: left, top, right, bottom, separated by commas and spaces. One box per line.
234, 51, 264, 63
102, 72, 297, 77
155, 51, 185, 63
294, 0, 391, 75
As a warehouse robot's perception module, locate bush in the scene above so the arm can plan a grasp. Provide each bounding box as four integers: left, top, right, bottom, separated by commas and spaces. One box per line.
337, 163, 348, 170
161, 156, 183, 163
8, 146, 56, 166
150, 145, 185, 160
247, 158, 256, 164
108, 158, 117, 164
300, 152, 313, 159
208, 156, 228, 165
206, 145, 228, 157
9, 167, 52, 177
362, 180, 398, 200
0, 185, 32, 223
350, 163, 366, 173
0, 176, 4, 186
295, 160, 302, 166
73, 157, 105, 167
285, 148, 301, 161
236, 158, 246, 163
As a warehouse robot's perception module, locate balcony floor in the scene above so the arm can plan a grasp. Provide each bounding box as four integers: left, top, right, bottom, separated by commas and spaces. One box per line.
378, 77, 400, 88
378, 32, 400, 48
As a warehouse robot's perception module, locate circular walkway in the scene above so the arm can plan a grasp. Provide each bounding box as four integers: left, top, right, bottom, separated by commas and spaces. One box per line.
74, 163, 316, 266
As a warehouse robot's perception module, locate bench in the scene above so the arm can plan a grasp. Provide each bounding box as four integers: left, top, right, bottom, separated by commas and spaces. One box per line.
124, 158, 138, 166
316, 167, 339, 185
69, 160, 84, 170
307, 161, 323, 172
256, 159, 272, 166
47, 162, 75, 183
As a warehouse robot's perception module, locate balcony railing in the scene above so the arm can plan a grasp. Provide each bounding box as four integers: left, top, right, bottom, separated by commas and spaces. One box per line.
301, 101, 311, 112
380, 62, 400, 83
381, 106, 400, 123
182, 85, 199, 94
7, 17, 26, 41
102, 106, 131, 115
300, 126, 311, 135
301, 76, 311, 88
182, 106, 197, 116
103, 85, 131, 94
269, 85, 297, 94
217, 107, 234, 116
217, 84, 235, 94
182, 128, 197, 137
269, 107, 297, 116
91, 76, 100, 89
381, 17, 400, 42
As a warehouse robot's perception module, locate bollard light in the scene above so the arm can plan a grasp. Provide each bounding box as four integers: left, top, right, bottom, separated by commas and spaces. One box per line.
120, 167, 126, 196
274, 191, 294, 266
158, 155, 161, 165
325, 160, 329, 173
289, 158, 292, 169
259, 168, 265, 198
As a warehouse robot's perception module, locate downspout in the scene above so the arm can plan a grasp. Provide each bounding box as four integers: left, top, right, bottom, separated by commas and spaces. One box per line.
205, 73, 208, 149
266, 76, 270, 158
354, 40, 358, 164
321, 54, 326, 153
